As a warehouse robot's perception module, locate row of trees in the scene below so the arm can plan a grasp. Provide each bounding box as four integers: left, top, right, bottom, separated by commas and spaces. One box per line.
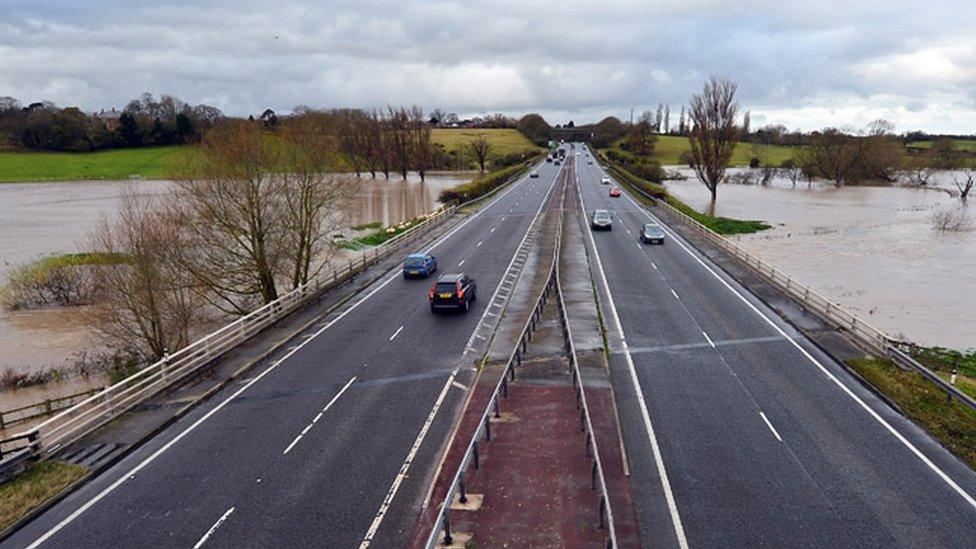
305, 106, 524, 180
91, 116, 353, 359
0, 93, 222, 152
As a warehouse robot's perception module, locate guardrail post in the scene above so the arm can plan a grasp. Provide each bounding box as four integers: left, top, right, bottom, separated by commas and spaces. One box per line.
598, 495, 607, 529
591, 460, 598, 490
459, 475, 468, 504
473, 441, 480, 470
493, 395, 501, 419
484, 415, 492, 442
442, 511, 453, 546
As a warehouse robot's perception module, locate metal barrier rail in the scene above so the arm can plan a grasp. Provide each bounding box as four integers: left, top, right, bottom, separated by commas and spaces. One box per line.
594, 150, 976, 414
425, 161, 617, 548
0, 163, 538, 469
556, 179, 617, 547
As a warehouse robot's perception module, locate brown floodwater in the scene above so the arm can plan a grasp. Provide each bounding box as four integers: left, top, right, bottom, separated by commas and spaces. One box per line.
0, 172, 470, 407
665, 168, 975, 350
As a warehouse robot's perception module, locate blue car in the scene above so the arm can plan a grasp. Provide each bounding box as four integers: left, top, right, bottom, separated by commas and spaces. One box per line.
403, 253, 437, 278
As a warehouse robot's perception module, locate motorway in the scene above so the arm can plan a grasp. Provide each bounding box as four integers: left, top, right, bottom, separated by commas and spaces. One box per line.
4, 161, 562, 548
575, 147, 976, 548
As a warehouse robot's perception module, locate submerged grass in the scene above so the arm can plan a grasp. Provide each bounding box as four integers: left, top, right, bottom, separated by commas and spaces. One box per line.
603, 155, 770, 235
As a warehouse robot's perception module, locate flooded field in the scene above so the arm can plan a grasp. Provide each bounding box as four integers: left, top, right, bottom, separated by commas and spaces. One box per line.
665, 168, 975, 350
0, 172, 470, 409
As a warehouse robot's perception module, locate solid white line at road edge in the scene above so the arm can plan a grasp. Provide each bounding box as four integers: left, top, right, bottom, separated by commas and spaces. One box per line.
360, 158, 565, 547
283, 376, 357, 455
23, 159, 545, 549
614, 163, 976, 511
389, 325, 404, 341
575, 152, 689, 549
192, 507, 235, 549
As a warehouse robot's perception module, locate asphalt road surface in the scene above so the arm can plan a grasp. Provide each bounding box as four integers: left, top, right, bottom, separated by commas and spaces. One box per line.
5, 161, 562, 549
574, 146, 976, 548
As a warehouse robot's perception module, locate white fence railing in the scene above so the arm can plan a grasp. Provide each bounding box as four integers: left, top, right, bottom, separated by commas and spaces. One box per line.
0, 162, 540, 470
0, 206, 457, 462
595, 150, 976, 413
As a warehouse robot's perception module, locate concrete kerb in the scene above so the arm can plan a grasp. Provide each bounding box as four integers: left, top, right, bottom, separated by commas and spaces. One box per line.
0, 205, 476, 543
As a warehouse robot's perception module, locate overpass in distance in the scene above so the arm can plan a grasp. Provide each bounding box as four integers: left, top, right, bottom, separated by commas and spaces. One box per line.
4, 145, 976, 548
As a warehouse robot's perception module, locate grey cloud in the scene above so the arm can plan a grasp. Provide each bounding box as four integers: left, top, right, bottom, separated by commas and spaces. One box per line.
0, 0, 974, 132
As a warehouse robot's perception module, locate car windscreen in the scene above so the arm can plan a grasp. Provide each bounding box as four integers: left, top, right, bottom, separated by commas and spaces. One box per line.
435, 282, 457, 294
643, 225, 663, 235
404, 257, 425, 267
594, 213, 610, 221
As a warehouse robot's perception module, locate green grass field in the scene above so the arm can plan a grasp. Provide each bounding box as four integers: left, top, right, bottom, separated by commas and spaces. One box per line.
431, 128, 541, 159
905, 139, 976, 151
0, 129, 539, 183
620, 135, 798, 166
0, 146, 194, 183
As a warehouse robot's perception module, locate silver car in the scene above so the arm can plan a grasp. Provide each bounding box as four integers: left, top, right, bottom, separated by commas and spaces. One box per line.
640, 222, 665, 244
591, 210, 612, 231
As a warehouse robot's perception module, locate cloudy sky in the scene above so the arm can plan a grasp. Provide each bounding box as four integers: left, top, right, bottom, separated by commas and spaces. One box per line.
2, 0, 975, 133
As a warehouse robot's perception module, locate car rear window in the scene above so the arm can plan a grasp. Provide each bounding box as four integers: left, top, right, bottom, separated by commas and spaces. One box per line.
405, 257, 425, 267
435, 282, 457, 293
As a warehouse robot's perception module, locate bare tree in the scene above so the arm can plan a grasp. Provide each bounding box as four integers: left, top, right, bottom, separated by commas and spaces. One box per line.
688, 77, 740, 211
626, 119, 656, 156
932, 138, 960, 171
663, 105, 670, 134
902, 156, 939, 186
408, 106, 433, 181
779, 159, 802, 187
797, 128, 870, 187
953, 161, 975, 202
277, 114, 354, 288
388, 106, 411, 179
171, 121, 285, 313
469, 133, 492, 172
89, 189, 195, 360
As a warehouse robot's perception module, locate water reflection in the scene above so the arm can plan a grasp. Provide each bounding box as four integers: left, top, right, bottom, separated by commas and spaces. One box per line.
0, 172, 472, 389
666, 168, 974, 349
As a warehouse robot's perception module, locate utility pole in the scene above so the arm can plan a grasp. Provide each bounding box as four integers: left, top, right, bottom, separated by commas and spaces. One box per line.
630, 108, 634, 125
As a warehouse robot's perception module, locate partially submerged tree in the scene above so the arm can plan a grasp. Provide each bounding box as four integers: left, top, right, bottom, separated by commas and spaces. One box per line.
172, 121, 286, 312
797, 128, 870, 186
688, 76, 740, 211
89, 189, 195, 361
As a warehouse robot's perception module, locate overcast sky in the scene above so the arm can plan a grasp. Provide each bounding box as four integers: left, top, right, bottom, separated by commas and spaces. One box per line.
2, 0, 975, 133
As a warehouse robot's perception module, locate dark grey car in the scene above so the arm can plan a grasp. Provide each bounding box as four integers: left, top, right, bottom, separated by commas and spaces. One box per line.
429, 273, 477, 312
640, 222, 665, 244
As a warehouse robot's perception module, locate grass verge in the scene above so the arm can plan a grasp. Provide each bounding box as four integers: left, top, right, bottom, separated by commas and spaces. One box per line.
846, 357, 976, 469
0, 461, 88, 531
602, 155, 770, 235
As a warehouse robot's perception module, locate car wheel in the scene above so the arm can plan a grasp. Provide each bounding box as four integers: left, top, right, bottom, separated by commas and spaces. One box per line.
430, 304, 437, 313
